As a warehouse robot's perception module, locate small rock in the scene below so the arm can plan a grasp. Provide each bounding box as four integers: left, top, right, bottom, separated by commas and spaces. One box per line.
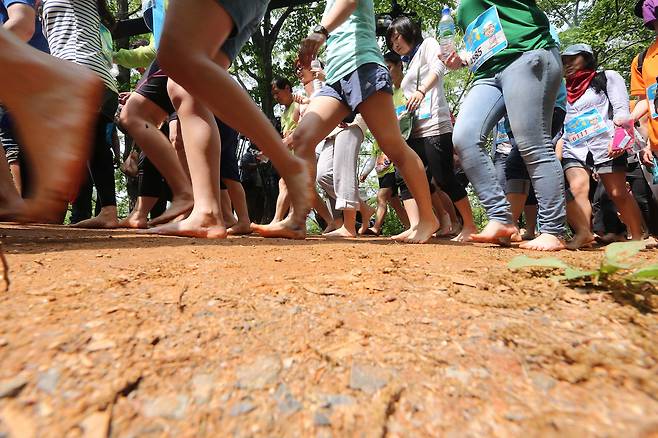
289, 306, 302, 315
469, 367, 490, 379
282, 357, 294, 369
274, 257, 283, 262
314, 412, 331, 426
0, 338, 7, 347
87, 334, 116, 352
0, 376, 28, 399
230, 400, 256, 416
531, 372, 557, 391
444, 366, 470, 385
273, 384, 301, 415
37, 368, 60, 394
320, 394, 355, 408
191, 374, 214, 404
143, 395, 189, 420
349, 363, 389, 394
504, 412, 527, 422
236, 355, 281, 390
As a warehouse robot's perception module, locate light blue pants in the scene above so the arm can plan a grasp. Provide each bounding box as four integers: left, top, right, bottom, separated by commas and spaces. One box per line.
453, 48, 566, 236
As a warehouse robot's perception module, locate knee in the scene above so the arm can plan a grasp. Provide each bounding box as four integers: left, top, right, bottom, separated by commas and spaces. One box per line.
291, 127, 315, 158
569, 181, 589, 198
451, 121, 477, 155
158, 36, 195, 84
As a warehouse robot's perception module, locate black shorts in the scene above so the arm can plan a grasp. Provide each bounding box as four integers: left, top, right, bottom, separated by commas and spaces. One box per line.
378, 172, 398, 196
218, 118, 240, 187
135, 60, 175, 115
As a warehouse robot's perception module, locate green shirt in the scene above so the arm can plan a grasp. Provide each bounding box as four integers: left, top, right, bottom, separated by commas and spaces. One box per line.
323, 0, 386, 85
281, 102, 299, 137
113, 35, 157, 69
456, 0, 555, 80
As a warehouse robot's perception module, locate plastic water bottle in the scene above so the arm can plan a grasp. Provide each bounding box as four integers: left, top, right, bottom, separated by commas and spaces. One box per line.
311, 59, 323, 93
438, 6, 456, 58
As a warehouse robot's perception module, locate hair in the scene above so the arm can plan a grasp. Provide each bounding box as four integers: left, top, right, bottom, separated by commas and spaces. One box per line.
130, 39, 149, 49
386, 16, 423, 51
97, 0, 116, 31
581, 52, 608, 95
383, 51, 402, 65
272, 77, 293, 91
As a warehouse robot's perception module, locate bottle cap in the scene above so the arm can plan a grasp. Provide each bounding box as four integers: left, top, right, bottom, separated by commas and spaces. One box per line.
442, 6, 451, 15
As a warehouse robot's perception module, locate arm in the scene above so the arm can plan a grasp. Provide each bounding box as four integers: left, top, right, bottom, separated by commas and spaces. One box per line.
298, 0, 358, 67
3, 3, 35, 42
360, 154, 376, 182
630, 99, 649, 124
605, 71, 631, 124
113, 35, 157, 69
407, 41, 442, 112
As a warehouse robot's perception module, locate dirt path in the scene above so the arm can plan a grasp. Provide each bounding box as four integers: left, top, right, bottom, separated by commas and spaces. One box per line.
0, 224, 656, 437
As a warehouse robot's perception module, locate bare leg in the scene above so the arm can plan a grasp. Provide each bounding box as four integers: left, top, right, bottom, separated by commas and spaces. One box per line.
117, 196, 158, 229
522, 204, 538, 240
8, 161, 21, 195
389, 195, 409, 228
451, 197, 478, 242
221, 189, 236, 228
506, 192, 527, 242
438, 190, 458, 228
357, 199, 376, 235
359, 93, 438, 243
369, 188, 392, 235
0, 27, 103, 222
224, 179, 252, 235
73, 205, 120, 229
431, 191, 452, 237
144, 81, 226, 238
564, 167, 594, 249
159, 0, 311, 234
120, 94, 193, 227
0, 151, 24, 218
600, 172, 644, 240
324, 208, 357, 238
269, 179, 290, 224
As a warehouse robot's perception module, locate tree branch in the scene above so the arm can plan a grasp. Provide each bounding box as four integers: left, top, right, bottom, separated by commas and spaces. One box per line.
543, 0, 574, 27
269, 6, 295, 41
237, 52, 261, 82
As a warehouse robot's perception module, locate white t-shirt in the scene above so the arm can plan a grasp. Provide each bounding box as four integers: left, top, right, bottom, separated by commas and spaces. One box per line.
400, 37, 452, 139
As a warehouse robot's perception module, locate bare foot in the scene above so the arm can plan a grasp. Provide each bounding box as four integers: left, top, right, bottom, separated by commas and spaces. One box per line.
72, 209, 119, 229
251, 217, 306, 240
469, 221, 518, 246
358, 204, 376, 234
391, 227, 413, 242
148, 197, 194, 227
519, 233, 566, 251
451, 225, 477, 243
323, 225, 357, 238
597, 233, 626, 244
521, 230, 537, 241
323, 221, 341, 234
117, 213, 147, 229
404, 217, 441, 244
436, 213, 453, 237
510, 232, 523, 243
359, 227, 380, 236
15, 63, 104, 223
566, 232, 595, 250
141, 211, 227, 238
227, 221, 252, 236
282, 163, 313, 228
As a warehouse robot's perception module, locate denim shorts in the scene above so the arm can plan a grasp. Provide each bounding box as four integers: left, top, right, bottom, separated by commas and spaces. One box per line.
562, 153, 628, 175
317, 63, 393, 113
216, 0, 269, 62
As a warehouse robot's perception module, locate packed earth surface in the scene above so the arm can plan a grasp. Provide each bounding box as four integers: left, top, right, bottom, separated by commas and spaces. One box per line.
0, 224, 657, 438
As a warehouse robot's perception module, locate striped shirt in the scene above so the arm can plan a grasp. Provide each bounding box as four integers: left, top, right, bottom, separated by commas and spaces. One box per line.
42, 0, 117, 93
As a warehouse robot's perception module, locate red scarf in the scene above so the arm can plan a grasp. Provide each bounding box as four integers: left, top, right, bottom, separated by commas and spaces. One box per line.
566, 69, 596, 105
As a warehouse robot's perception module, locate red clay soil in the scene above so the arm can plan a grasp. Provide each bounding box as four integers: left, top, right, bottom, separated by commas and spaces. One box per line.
0, 224, 656, 437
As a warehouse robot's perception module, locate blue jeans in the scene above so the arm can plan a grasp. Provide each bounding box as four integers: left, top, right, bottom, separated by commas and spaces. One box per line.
453, 48, 566, 236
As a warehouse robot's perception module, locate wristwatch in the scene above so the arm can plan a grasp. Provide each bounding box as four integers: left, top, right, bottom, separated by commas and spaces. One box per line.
312, 24, 329, 39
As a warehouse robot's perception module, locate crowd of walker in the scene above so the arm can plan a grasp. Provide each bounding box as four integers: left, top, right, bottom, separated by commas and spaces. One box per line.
1, 0, 658, 252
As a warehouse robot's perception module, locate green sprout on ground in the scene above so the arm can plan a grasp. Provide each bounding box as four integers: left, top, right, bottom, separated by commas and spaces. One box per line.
508, 241, 658, 285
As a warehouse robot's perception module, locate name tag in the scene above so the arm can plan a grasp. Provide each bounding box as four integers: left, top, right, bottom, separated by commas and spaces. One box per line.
463, 6, 508, 73
647, 83, 658, 119
564, 108, 610, 145
495, 120, 510, 144
416, 93, 432, 120
153, 0, 166, 49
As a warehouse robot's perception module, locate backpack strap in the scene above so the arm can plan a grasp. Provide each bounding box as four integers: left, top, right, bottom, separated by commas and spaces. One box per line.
638, 48, 649, 75
596, 71, 614, 119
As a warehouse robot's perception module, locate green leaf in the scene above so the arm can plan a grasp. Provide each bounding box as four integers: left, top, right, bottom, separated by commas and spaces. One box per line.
604, 241, 647, 265
628, 263, 658, 283
508, 255, 570, 271
563, 268, 599, 281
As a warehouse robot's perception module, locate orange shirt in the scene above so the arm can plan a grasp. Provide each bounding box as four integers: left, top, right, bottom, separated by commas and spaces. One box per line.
631, 40, 658, 151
